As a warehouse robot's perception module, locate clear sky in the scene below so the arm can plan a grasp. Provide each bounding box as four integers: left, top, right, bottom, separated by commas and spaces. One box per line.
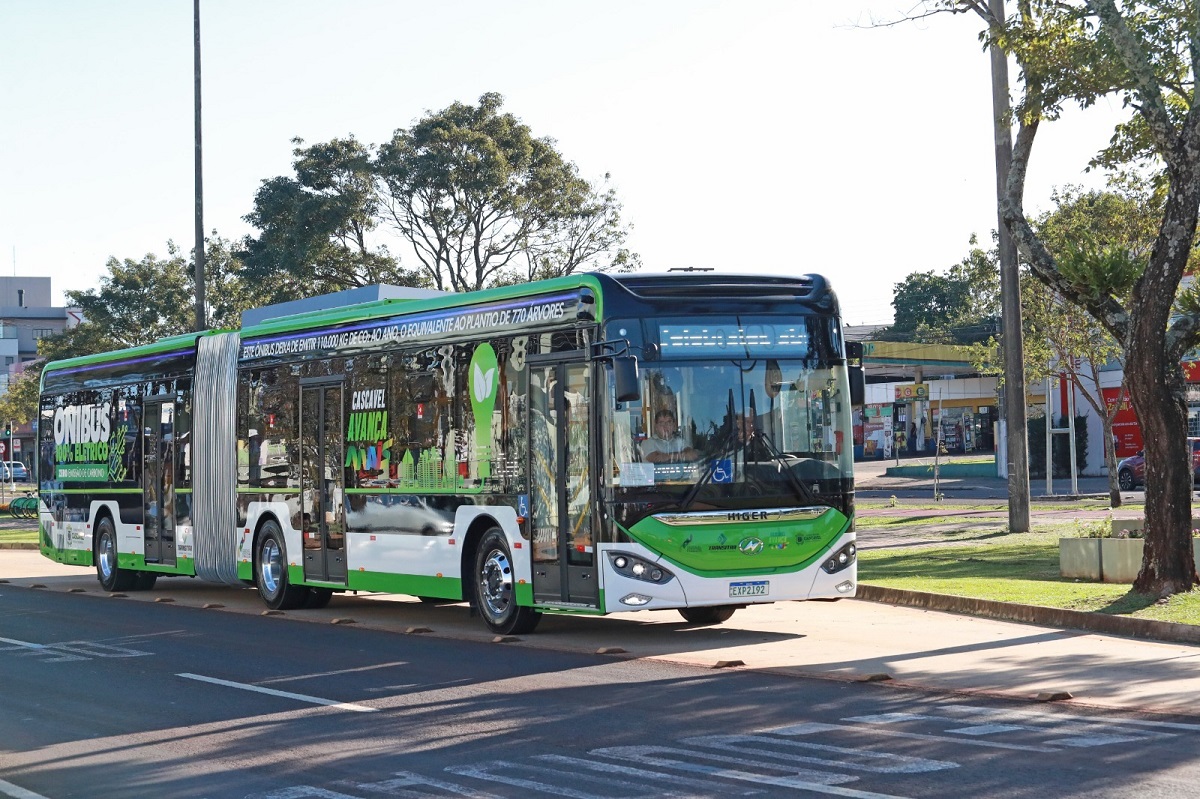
0, 0, 1127, 325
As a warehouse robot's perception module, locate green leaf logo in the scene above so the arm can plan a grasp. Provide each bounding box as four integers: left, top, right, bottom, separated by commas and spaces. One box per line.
468, 343, 500, 479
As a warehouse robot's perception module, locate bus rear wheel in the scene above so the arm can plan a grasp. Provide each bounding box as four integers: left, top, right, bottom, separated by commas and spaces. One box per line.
475, 528, 541, 635
94, 517, 135, 593
678, 605, 738, 625
255, 521, 309, 610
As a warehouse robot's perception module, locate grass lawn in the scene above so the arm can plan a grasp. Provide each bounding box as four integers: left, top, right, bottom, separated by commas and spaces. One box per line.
0, 528, 38, 544
859, 528, 1200, 626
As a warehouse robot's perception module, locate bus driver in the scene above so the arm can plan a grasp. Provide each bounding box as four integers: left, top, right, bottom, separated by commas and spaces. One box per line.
640, 409, 700, 463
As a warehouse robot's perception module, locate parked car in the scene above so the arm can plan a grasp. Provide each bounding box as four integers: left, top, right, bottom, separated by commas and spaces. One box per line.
1116, 438, 1200, 490
0, 461, 29, 481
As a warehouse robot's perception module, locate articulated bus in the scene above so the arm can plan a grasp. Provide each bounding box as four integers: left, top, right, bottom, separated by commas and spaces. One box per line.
38, 272, 864, 634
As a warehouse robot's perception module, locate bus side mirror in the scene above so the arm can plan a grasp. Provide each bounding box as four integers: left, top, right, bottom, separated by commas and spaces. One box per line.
845, 341, 865, 407
849, 366, 865, 407
613, 356, 640, 403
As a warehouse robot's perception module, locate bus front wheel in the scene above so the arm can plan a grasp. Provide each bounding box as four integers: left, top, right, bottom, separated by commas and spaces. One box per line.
678, 605, 737, 625
94, 517, 135, 593
255, 522, 309, 610
475, 528, 541, 635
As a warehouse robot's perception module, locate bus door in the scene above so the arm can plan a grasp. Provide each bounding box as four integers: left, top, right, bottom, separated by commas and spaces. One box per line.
528, 358, 598, 609
142, 400, 176, 566
300, 381, 347, 585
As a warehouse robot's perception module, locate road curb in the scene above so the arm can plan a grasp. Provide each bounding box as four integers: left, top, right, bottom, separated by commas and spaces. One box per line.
857, 584, 1200, 646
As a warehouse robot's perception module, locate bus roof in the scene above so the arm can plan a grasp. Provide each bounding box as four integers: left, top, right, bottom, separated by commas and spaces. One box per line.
39, 271, 837, 376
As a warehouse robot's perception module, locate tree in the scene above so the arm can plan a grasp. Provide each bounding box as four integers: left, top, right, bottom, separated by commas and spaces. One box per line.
376, 92, 635, 291
886, 235, 999, 343
1028, 183, 1162, 504
943, 0, 1200, 595
502, 176, 641, 284
0, 325, 118, 426
241, 137, 425, 303
0, 236, 265, 425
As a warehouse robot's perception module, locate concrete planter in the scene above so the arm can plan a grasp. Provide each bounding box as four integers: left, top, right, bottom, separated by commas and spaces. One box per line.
1110, 517, 1200, 536
1060, 537, 1200, 583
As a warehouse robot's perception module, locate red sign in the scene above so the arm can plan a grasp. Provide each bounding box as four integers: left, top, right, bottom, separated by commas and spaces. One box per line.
1102, 387, 1141, 458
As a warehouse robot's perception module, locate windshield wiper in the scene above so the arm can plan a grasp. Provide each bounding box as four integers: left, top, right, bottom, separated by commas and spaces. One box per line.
745, 387, 822, 507
677, 389, 739, 512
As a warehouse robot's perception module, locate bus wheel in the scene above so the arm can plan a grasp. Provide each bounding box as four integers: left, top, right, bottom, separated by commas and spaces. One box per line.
255, 522, 309, 610
303, 588, 333, 609
94, 517, 135, 592
475, 528, 541, 635
678, 605, 737, 625
131, 571, 158, 591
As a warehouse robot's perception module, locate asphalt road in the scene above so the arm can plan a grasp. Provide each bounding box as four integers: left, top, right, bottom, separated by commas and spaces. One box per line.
2, 585, 1199, 799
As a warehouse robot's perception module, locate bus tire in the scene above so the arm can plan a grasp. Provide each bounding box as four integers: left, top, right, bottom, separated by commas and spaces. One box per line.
255, 521, 309, 610
94, 516, 135, 592
303, 588, 333, 609
678, 605, 737, 625
475, 527, 541, 635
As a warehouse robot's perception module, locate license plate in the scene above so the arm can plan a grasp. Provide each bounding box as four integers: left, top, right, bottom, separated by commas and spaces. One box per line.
729, 580, 769, 598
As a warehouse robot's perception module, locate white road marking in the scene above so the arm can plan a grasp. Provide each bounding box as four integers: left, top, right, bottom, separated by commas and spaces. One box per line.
0, 778, 51, 799
592, 745, 912, 799
349, 770, 507, 798
684, 734, 958, 774
534, 754, 746, 794
939, 703, 1200, 732
257, 660, 409, 685
773, 721, 1059, 753
0, 636, 46, 649
176, 673, 377, 713
448, 760, 675, 799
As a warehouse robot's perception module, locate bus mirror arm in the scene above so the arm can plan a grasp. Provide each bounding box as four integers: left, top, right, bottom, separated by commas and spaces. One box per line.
593, 339, 641, 403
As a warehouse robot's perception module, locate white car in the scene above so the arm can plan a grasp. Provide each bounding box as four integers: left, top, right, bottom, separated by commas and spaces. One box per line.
0, 461, 29, 481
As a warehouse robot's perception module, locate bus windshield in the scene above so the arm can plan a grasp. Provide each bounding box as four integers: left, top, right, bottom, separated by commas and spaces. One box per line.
609, 354, 854, 507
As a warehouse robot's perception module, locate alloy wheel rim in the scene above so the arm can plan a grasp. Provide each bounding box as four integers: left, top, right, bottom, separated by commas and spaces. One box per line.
479, 548, 513, 619
260, 538, 282, 595
99, 533, 114, 580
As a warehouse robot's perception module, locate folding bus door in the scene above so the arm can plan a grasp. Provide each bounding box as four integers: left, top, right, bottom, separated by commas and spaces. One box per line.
142, 400, 176, 566
528, 358, 598, 609
300, 382, 348, 585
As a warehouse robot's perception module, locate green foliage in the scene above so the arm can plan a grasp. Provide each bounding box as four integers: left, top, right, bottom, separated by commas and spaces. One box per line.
0, 236, 265, 426
241, 137, 424, 303
242, 94, 635, 296
377, 92, 635, 291
885, 235, 999, 343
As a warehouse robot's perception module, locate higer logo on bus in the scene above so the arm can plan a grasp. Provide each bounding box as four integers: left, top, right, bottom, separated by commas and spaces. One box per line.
727, 511, 769, 522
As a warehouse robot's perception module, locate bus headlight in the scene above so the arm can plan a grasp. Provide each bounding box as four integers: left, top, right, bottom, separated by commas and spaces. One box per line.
821, 542, 857, 575
608, 552, 674, 584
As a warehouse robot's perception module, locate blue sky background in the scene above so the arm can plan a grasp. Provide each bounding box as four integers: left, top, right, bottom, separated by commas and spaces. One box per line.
0, 1, 1126, 324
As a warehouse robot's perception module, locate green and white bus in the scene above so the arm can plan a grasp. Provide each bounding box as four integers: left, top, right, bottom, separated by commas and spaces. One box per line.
38, 271, 864, 634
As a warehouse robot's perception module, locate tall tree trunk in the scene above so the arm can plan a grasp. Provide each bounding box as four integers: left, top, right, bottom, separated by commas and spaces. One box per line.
1126, 305, 1199, 596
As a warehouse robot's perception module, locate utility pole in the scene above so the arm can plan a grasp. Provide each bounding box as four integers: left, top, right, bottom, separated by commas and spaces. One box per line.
193, 0, 207, 332
988, 0, 1031, 531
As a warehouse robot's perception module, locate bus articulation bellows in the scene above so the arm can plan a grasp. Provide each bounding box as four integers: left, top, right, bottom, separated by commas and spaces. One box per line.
38, 272, 864, 634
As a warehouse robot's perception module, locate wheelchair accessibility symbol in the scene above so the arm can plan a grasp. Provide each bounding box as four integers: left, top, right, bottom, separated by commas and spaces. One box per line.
711, 458, 733, 483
